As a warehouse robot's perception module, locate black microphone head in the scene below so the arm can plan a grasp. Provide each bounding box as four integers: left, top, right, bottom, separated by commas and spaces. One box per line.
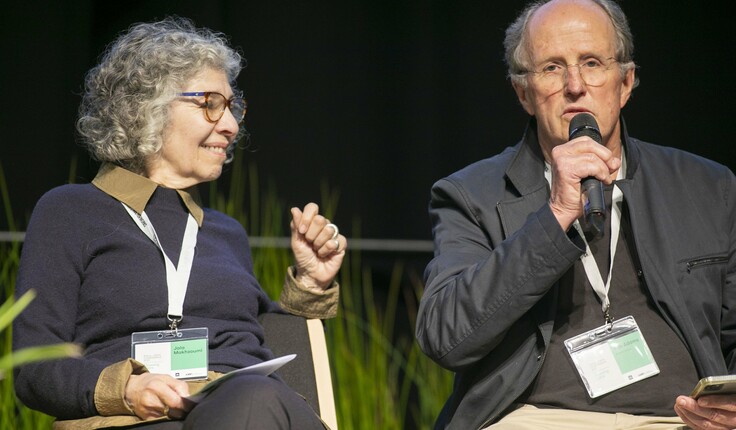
568, 112, 601, 143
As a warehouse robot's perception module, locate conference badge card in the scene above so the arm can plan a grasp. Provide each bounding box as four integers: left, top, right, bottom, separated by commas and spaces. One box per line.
131, 327, 209, 380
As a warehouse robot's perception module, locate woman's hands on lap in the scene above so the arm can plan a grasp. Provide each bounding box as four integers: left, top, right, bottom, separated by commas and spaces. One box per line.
125, 373, 192, 420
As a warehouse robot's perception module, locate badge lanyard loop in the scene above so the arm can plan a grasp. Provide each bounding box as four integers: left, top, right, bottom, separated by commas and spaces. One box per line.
122, 203, 199, 331
572, 184, 622, 328
545, 151, 626, 327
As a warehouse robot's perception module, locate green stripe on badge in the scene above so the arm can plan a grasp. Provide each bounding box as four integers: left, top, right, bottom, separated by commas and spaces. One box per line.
610, 331, 653, 374
171, 338, 207, 370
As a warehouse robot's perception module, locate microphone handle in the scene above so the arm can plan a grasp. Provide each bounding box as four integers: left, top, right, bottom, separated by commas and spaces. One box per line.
581, 176, 605, 240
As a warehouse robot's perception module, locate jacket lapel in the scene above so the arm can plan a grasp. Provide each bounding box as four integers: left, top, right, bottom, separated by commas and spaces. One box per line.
497, 122, 550, 239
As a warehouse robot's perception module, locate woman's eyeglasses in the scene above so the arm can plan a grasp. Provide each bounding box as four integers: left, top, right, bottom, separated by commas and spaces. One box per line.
178, 91, 247, 123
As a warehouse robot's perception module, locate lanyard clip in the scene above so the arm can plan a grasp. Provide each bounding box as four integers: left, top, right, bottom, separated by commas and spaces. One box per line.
604, 307, 614, 332
167, 315, 182, 333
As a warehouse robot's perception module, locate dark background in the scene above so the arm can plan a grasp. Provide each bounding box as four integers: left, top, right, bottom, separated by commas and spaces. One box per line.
1, 0, 734, 240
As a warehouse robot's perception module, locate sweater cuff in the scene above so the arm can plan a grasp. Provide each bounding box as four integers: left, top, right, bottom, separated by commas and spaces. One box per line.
94, 359, 149, 416
279, 266, 339, 319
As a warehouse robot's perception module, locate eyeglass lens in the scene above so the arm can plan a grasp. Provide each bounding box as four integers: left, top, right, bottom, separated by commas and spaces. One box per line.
205, 92, 246, 123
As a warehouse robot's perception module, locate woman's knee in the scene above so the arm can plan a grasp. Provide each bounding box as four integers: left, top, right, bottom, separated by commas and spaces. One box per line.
211, 374, 293, 405
183, 374, 322, 429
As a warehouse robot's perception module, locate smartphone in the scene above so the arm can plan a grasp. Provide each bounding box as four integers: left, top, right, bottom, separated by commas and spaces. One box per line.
691, 375, 736, 399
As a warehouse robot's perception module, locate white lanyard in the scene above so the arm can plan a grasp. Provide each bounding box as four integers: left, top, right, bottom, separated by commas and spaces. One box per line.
544, 152, 626, 322
122, 203, 199, 329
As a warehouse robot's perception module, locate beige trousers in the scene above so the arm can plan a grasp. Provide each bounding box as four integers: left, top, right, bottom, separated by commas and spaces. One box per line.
483, 404, 689, 430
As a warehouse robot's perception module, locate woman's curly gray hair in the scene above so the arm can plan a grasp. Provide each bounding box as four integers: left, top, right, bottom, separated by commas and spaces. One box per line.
77, 16, 244, 173
504, 0, 638, 90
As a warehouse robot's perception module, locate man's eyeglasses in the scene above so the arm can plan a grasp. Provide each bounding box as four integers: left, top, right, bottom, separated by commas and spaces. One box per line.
178, 91, 247, 124
524, 56, 619, 93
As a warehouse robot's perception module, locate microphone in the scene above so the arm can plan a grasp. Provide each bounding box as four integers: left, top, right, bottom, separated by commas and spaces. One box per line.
568, 113, 605, 240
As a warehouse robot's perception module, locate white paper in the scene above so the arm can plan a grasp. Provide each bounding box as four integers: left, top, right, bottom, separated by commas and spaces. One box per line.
184, 354, 296, 403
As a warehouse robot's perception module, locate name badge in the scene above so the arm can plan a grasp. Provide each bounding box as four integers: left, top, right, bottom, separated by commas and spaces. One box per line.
131, 327, 209, 380
564, 315, 659, 398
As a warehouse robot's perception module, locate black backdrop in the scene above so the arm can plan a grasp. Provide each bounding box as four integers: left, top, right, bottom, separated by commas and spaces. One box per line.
1, 0, 734, 240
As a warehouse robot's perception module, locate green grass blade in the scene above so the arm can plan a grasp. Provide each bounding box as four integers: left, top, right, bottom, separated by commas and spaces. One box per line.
0, 290, 36, 332
0, 343, 83, 378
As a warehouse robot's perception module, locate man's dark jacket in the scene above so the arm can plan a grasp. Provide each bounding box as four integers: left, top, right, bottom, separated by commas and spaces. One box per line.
416, 119, 736, 430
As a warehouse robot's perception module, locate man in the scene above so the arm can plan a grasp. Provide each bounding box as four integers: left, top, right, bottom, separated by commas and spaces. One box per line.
415, 1, 736, 429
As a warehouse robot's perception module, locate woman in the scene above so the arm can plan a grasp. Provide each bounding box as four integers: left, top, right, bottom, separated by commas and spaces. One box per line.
13, 17, 345, 429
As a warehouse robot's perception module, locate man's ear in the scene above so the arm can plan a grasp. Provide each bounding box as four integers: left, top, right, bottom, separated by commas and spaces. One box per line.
512, 80, 535, 116
619, 67, 635, 108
